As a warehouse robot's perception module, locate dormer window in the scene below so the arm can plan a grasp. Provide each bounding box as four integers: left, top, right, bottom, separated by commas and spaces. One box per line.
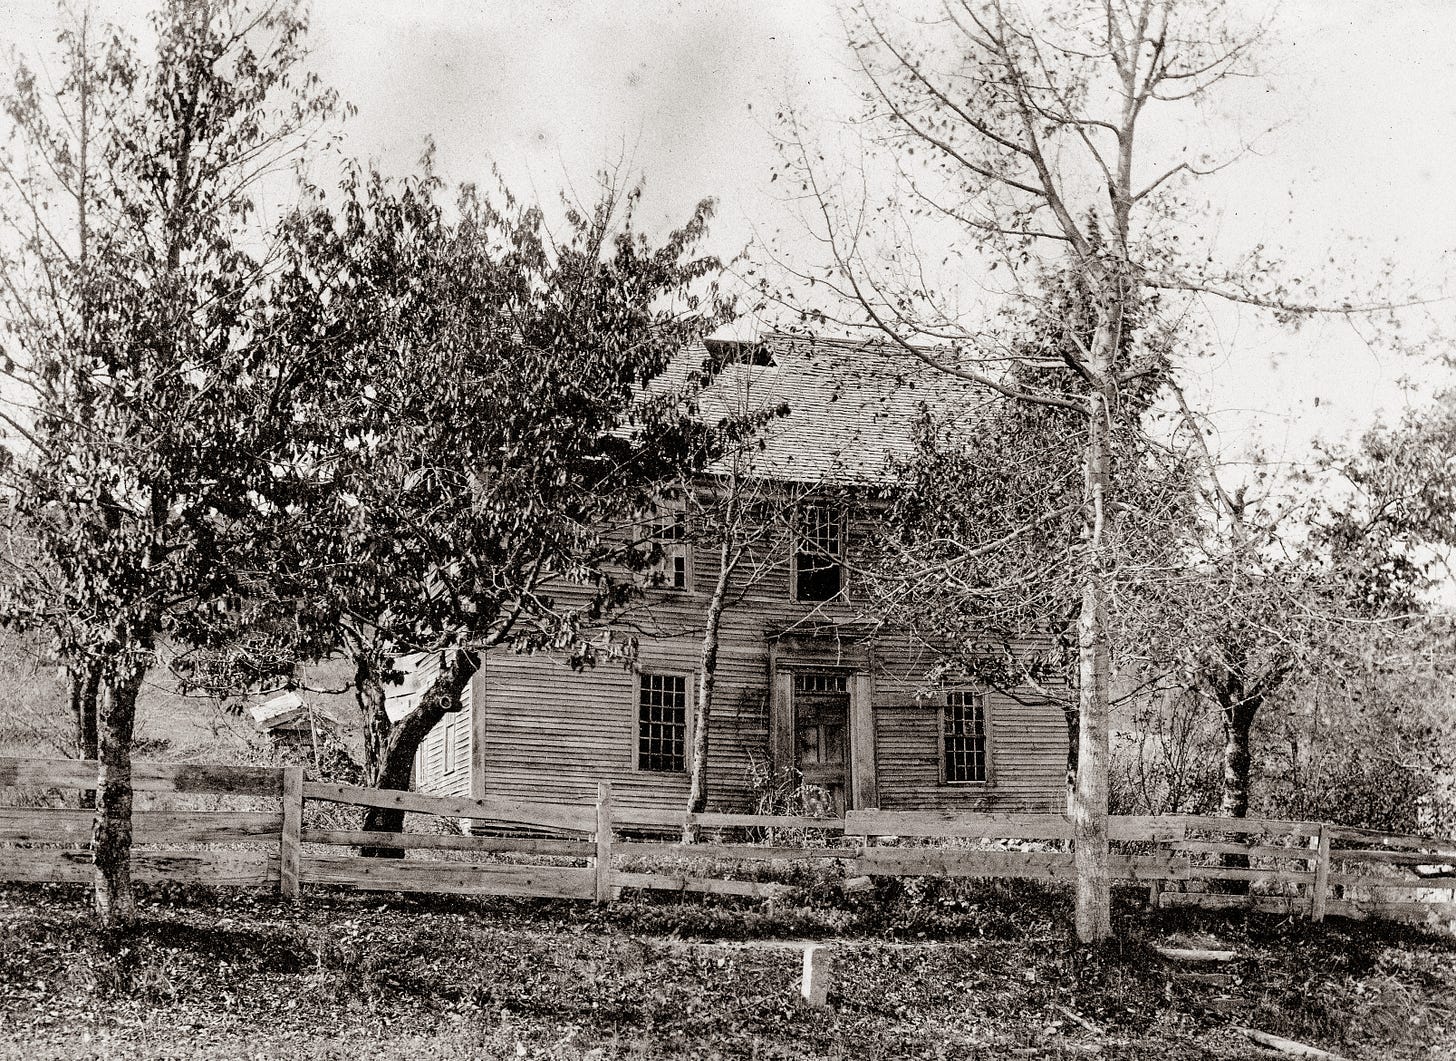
793, 505, 843, 602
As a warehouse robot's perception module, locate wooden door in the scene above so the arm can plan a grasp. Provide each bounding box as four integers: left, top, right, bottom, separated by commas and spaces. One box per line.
793, 671, 850, 814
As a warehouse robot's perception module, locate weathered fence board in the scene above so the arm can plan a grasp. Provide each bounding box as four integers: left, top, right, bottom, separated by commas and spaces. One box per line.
1311, 824, 1332, 922
0, 848, 277, 885
3, 756, 1453, 925
1331, 848, 1456, 865
0, 758, 282, 796
301, 828, 594, 857
0, 808, 282, 843
612, 807, 845, 832
594, 782, 613, 904
300, 854, 595, 899
1324, 868, 1444, 888
845, 810, 1067, 840
302, 782, 595, 833
279, 766, 303, 900
615, 841, 857, 862
1326, 825, 1456, 855
1179, 814, 1322, 839
844, 810, 1185, 842
691, 811, 845, 832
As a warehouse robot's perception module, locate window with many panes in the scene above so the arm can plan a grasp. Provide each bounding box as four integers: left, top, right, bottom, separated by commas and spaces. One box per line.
793, 505, 843, 602
637, 672, 688, 772
650, 508, 690, 591
942, 691, 988, 784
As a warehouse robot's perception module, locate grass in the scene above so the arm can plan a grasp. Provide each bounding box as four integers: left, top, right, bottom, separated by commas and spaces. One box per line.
0, 649, 364, 769
1, 880, 1454, 1060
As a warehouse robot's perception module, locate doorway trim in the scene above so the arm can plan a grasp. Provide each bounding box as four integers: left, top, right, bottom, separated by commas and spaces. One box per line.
768, 634, 877, 810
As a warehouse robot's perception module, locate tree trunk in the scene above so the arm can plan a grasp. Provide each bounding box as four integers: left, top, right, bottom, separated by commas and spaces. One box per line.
685, 542, 735, 842
1217, 691, 1260, 885
69, 663, 101, 809
93, 662, 144, 926
1219, 701, 1256, 820
356, 649, 404, 855
357, 647, 477, 857
1071, 372, 1116, 945
357, 648, 393, 804
71, 663, 101, 759
1073, 574, 1113, 943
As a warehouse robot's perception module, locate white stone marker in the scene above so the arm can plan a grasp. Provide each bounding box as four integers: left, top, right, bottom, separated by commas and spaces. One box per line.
801, 944, 833, 1008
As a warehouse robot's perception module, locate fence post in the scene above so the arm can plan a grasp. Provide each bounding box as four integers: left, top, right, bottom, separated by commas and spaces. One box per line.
1310, 823, 1331, 923
594, 780, 613, 905
279, 766, 304, 900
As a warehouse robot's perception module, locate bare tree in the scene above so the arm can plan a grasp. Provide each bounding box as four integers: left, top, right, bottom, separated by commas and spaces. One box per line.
770, 0, 1409, 941
624, 339, 821, 839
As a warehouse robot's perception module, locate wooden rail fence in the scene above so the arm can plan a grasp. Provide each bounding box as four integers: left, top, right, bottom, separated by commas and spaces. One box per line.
2, 757, 1454, 926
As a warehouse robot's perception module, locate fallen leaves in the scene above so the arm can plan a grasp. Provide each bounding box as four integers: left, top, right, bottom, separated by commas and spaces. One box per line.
0, 883, 1452, 1059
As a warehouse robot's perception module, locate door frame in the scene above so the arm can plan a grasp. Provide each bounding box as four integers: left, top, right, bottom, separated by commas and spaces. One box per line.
769, 635, 877, 810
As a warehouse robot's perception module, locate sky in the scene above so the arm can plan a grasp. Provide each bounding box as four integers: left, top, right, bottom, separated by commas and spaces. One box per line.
3, 0, 1454, 470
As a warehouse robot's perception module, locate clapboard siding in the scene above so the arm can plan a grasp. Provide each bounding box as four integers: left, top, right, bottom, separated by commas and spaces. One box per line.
415, 504, 1067, 814
477, 641, 771, 811
872, 698, 1066, 813
467, 621, 1066, 814
414, 683, 473, 800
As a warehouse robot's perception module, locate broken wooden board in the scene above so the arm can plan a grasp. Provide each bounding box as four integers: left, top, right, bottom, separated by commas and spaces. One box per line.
1232, 1026, 1350, 1060
1153, 945, 1236, 963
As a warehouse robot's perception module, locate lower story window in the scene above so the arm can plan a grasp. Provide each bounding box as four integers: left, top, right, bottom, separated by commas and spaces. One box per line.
944, 691, 988, 784
442, 720, 458, 774
638, 672, 688, 772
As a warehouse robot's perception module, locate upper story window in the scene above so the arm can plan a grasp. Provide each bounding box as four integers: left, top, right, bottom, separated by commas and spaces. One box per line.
649, 507, 690, 592
793, 505, 844, 602
942, 690, 989, 784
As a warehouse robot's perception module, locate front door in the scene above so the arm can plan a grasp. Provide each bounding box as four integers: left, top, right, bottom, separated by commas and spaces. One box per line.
793, 671, 850, 814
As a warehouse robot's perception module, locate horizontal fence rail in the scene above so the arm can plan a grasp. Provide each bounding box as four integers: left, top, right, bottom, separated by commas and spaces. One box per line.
2, 756, 1454, 926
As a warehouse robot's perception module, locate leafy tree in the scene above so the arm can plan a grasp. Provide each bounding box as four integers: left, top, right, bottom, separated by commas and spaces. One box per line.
879, 336, 1456, 850
258, 163, 730, 844
1100, 386, 1456, 847
1260, 616, 1456, 838
1158, 386, 1456, 825
1277, 392, 1456, 833
0, 0, 339, 923
0, 4, 134, 765
1316, 392, 1456, 615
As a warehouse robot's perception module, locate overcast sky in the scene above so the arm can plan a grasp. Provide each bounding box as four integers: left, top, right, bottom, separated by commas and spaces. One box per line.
5, 0, 1454, 466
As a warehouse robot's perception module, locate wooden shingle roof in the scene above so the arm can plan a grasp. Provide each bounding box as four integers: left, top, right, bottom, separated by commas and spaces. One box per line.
689, 332, 997, 485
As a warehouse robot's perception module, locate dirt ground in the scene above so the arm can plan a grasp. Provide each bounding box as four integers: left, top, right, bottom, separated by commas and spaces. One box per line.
1, 881, 1453, 1060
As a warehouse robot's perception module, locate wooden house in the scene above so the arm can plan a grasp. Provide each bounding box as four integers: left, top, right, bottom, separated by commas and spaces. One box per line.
411, 333, 1069, 815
